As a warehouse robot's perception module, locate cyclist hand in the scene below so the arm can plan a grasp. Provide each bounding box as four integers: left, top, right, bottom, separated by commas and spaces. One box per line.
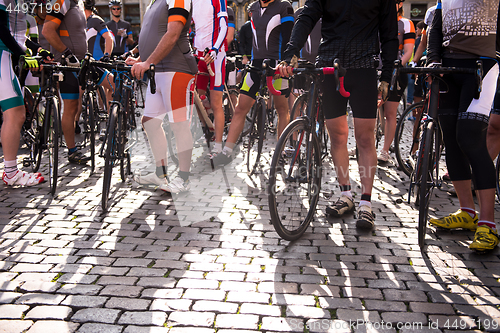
100, 52, 110, 62
378, 80, 389, 102
125, 56, 139, 65
204, 48, 217, 65
121, 51, 132, 60
62, 48, 80, 67
37, 48, 54, 61
277, 55, 297, 77
131, 61, 149, 80
20, 55, 39, 71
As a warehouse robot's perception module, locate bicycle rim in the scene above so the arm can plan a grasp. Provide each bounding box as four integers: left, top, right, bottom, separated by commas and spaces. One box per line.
48, 98, 60, 196
268, 119, 321, 241
290, 93, 308, 121
87, 92, 96, 174
102, 105, 119, 211
27, 96, 42, 172
120, 91, 130, 182
395, 101, 425, 177
418, 121, 436, 248
247, 100, 265, 174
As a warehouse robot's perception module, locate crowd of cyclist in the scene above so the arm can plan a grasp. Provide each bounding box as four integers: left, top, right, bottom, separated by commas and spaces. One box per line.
1, 0, 499, 252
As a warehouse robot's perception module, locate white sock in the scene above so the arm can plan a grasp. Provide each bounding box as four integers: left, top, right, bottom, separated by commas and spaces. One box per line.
359, 200, 371, 209
222, 146, 233, 155
4, 160, 18, 178
213, 142, 223, 153
341, 191, 352, 198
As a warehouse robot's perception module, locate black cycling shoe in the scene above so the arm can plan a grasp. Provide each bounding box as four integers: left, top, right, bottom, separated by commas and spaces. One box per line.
356, 206, 376, 230
68, 150, 90, 165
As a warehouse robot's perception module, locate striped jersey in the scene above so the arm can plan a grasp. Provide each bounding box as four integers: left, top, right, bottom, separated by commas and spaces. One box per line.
86, 14, 110, 59
191, 0, 227, 52
397, 15, 415, 59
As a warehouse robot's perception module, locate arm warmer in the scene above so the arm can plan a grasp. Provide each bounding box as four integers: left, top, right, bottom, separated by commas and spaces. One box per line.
280, 20, 293, 60
26, 38, 42, 55
213, 15, 227, 52
426, 4, 443, 64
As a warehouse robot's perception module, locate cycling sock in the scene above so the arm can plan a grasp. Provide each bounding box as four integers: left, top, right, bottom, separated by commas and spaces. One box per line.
213, 142, 223, 153
179, 171, 190, 182
359, 193, 372, 208
68, 147, 78, 154
4, 160, 18, 178
222, 146, 233, 155
156, 165, 169, 180
478, 221, 496, 229
340, 184, 352, 198
461, 207, 476, 218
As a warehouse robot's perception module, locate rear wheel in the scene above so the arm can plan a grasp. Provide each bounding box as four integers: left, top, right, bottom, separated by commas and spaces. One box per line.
24, 93, 42, 172
268, 118, 321, 240
246, 99, 266, 174
395, 101, 425, 177
81, 91, 96, 173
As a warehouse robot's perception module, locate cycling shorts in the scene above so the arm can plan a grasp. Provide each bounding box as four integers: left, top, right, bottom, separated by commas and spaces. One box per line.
439, 58, 498, 117
240, 60, 290, 99
196, 50, 226, 92
322, 68, 378, 119
386, 71, 408, 102
144, 71, 195, 123
0, 51, 24, 111
413, 74, 427, 99
25, 71, 39, 93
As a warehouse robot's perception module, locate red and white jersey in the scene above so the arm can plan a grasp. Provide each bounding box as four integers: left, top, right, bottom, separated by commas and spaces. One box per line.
191, 0, 228, 53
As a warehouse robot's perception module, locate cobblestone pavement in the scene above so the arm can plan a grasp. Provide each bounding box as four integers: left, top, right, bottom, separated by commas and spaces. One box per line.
1, 114, 499, 333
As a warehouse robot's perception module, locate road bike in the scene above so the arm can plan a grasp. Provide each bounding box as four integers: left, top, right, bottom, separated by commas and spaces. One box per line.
268, 60, 349, 240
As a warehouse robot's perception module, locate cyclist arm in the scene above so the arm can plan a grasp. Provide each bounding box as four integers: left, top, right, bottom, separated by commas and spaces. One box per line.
0, 9, 26, 57
102, 30, 114, 55
378, 0, 399, 83
42, 19, 66, 53
426, 3, 443, 64
412, 29, 427, 65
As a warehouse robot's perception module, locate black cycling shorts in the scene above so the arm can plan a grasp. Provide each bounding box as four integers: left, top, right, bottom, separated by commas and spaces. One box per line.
387, 71, 408, 102
322, 68, 378, 119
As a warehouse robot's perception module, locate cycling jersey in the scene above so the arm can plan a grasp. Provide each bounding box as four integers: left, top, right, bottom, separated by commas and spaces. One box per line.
248, 0, 294, 61
295, 7, 320, 64
86, 14, 110, 60
397, 15, 415, 59
106, 19, 132, 56
45, 0, 87, 62
139, 0, 195, 74
428, 0, 499, 61
35, 15, 50, 50
0, 0, 27, 55
227, 6, 235, 30
192, 0, 227, 53
238, 20, 252, 57
284, 0, 398, 84
26, 15, 38, 42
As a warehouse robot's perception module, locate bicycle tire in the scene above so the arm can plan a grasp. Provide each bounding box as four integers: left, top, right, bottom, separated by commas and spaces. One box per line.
47, 97, 60, 196
82, 91, 97, 174
418, 120, 436, 248
102, 104, 119, 211
290, 93, 308, 121
395, 101, 425, 176
247, 99, 266, 174
119, 89, 131, 182
268, 118, 321, 241
24, 92, 42, 172
375, 106, 384, 149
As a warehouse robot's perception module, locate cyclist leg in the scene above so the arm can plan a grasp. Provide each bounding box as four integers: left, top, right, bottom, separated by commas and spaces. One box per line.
271, 77, 290, 137
209, 51, 226, 153
487, 81, 500, 159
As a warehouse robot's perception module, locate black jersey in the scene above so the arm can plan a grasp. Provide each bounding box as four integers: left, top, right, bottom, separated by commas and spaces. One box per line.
248, 0, 294, 61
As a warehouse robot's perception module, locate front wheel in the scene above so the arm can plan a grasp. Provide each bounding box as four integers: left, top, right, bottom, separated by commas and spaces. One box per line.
268, 119, 322, 241
47, 98, 60, 196
102, 105, 119, 211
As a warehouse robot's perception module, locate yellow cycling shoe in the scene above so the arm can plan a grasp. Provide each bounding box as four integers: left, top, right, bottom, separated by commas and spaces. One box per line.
429, 209, 478, 230
469, 226, 499, 252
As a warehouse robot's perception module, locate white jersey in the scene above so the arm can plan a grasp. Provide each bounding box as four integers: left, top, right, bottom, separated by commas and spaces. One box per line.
191, 0, 227, 53
0, 0, 28, 53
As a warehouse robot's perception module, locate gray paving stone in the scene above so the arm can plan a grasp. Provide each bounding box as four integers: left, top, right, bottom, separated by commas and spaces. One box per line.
56, 274, 99, 284
76, 323, 123, 333
260, 317, 305, 332
15, 293, 66, 305
169, 328, 215, 333
381, 312, 428, 325
272, 294, 316, 306
19, 281, 61, 293
26, 320, 79, 333
182, 289, 225, 301
141, 288, 183, 299
97, 276, 138, 285
286, 305, 331, 319
62, 295, 108, 308
25, 305, 73, 320
318, 297, 363, 310
167, 311, 215, 327
150, 299, 192, 312
383, 289, 428, 302
72, 308, 121, 324
57, 284, 104, 296
0, 291, 22, 304
215, 314, 260, 330
239, 303, 281, 317
191, 300, 238, 313
136, 277, 176, 288
0, 319, 33, 333
105, 297, 151, 311
123, 326, 170, 333
117, 311, 167, 326
99, 285, 143, 297
0, 304, 30, 319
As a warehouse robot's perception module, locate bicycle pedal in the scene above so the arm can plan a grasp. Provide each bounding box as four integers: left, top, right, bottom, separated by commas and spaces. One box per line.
22, 158, 32, 167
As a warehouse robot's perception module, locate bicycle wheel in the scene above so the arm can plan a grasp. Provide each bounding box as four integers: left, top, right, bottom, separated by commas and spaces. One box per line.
290, 93, 308, 121
268, 118, 322, 241
102, 104, 119, 211
47, 97, 60, 196
246, 99, 266, 174
82, 91, 96, 173
23, 93, 42, 172
374, 106, 384, 149
496, 156, 500, 202
395, 101, 425, 176
119, 89, 131, 182
418, 120, 437, 248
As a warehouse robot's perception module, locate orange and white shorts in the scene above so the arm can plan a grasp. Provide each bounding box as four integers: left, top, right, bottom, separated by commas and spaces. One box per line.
144, 71, 195, 123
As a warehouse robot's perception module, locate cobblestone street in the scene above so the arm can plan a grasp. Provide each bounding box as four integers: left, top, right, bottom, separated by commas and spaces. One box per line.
1, 116, 499, 333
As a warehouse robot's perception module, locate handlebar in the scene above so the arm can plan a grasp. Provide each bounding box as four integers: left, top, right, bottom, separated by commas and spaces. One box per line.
79, 53, 156, 94
266, 58, 350, 98
390, 59, 482, 95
